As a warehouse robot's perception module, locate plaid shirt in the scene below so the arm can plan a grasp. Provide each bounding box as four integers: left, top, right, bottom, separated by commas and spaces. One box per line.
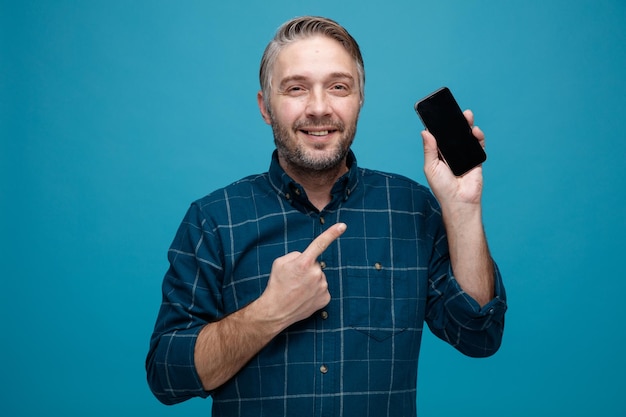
146, 150, 507, 416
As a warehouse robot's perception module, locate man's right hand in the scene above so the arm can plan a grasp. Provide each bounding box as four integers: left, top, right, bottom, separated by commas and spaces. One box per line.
260, 222, 347, 327
194, 222, 347, 391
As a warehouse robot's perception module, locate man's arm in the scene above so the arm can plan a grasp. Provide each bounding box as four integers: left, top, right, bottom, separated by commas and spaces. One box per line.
421, 109, 494, 306
194, 222, 347, 391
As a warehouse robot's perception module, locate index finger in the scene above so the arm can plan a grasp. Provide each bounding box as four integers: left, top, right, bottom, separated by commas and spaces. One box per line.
301, 222, 347, 262
463, 109, 474, 126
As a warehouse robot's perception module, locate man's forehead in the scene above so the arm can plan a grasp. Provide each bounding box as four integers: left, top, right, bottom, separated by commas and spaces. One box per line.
273, 35, 357, 79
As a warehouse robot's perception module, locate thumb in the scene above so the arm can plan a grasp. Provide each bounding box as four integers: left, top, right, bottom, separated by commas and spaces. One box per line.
421, 130, 440, 167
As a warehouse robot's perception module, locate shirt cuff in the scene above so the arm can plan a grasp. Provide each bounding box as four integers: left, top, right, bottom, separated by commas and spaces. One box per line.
444, 261, 507, 331
149, 327, 211, 404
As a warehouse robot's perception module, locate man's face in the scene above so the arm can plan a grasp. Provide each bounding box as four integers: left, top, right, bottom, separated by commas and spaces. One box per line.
259, 35, 362, 173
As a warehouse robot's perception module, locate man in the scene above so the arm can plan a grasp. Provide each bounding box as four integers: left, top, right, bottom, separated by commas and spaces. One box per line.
146, 16, 506, 416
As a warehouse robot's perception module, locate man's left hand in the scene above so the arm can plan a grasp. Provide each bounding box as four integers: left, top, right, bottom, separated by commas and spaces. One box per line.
421, 109, 485, 209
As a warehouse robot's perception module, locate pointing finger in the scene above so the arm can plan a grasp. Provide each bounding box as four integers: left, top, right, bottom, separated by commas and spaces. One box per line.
301, 223, 347, 262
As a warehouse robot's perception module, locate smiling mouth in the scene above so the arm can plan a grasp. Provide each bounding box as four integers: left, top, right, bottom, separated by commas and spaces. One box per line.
296, 119, 344, 137
303, 130, 332, 136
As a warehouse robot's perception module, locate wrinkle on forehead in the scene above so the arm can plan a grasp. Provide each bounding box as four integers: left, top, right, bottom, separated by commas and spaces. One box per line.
272, 36, 359, 87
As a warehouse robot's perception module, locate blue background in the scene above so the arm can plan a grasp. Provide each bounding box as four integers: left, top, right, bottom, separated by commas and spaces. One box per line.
2, 0, 625, 415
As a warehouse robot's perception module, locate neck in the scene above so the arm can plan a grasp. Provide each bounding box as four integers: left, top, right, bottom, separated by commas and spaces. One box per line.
279, 156, 348, 211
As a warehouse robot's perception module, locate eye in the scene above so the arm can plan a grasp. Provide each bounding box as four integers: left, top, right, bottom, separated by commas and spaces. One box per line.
284, 85, 307, 96
329, 83, 351, 96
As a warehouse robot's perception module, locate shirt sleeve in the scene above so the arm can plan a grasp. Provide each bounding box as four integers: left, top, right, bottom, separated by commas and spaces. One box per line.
145, 202, 223, 404
426, 260, 507, 357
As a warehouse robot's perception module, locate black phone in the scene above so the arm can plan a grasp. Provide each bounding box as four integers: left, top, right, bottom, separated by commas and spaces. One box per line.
414, 87, 486, 176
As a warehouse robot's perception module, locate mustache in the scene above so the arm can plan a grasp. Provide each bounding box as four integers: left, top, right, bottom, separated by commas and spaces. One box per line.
293, 118, 345, 132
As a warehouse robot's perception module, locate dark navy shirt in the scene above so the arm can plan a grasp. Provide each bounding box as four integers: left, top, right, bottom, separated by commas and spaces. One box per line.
146, 150, 507, 416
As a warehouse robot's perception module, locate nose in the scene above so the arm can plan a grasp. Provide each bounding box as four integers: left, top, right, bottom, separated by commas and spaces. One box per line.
306, 88, 332, 118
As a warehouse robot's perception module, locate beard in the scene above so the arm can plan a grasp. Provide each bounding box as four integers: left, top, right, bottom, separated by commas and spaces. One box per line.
270, 116, 358, 173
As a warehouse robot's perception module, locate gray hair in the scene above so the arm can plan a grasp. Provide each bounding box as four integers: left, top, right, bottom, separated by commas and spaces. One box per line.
259, 16, 365, 112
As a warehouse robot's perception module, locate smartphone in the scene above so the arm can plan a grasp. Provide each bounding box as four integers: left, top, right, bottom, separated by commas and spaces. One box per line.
414, 87, 486, 176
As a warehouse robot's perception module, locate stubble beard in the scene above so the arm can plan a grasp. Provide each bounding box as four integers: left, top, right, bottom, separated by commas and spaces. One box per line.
271, 116, 358, 174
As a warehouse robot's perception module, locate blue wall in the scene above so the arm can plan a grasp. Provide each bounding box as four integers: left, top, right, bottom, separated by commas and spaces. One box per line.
2, 1, 625, 415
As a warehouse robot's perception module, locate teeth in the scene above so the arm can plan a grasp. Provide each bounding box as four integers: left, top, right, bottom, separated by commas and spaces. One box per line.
307, 130, 329, 136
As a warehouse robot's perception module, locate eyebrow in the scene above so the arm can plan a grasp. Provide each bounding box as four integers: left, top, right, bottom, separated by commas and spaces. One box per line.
278, 72, 356, 90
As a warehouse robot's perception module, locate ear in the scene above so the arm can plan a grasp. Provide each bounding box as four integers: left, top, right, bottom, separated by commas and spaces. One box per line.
257, 91, 272, 125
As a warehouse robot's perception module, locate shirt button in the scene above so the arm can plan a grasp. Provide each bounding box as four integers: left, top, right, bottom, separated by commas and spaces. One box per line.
319, 216, 325, 225
320, 365, 328, 374
285, 193, 291, 200
374, 262, 383, 271
320, 311, 329, 320
319, 261, 326, 269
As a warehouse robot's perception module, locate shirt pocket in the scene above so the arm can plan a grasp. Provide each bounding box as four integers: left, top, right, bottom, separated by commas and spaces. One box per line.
344, 264, 411, 341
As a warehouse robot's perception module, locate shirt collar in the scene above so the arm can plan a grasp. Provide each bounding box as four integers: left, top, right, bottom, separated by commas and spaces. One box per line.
268, 149, 359, 212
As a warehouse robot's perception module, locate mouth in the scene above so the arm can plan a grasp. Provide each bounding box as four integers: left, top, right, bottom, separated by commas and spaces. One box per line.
295, 118, 344, 138
301, 129, 335, 137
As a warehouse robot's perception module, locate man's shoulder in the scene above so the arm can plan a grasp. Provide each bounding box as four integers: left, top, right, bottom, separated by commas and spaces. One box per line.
358, 166, 431, 193
193, 172, 272, 208
356, 167, 440, 215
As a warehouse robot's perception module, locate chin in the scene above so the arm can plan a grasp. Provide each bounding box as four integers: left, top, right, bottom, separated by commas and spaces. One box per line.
301, 149, 348, 171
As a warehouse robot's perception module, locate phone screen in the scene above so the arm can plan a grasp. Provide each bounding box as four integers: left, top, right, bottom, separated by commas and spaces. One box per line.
414, 87, 486, 176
